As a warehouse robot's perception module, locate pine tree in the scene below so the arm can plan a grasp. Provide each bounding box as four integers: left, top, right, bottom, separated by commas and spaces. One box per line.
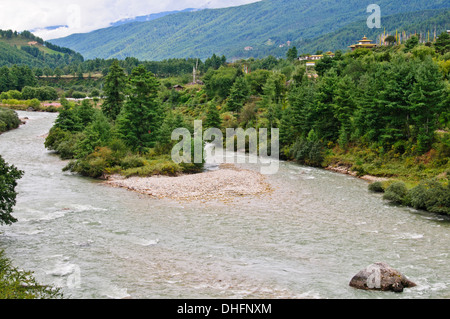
333, 75, 356, 148
226, 76, 249, 113
117, 65, 162, 152
409, 57, 447, 153
204, 103, 222, 130
286, 46, 298, 61
102, 60, 127, 121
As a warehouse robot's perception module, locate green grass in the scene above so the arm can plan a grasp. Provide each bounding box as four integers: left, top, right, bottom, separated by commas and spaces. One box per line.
0, 36, 62, 56
324, 140, 450, 185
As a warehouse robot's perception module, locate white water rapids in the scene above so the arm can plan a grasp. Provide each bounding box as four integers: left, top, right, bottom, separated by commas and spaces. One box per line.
0, 111, 448, 299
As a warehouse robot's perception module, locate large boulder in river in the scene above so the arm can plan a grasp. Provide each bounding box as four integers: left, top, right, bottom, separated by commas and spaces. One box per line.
349, 262, 416, 293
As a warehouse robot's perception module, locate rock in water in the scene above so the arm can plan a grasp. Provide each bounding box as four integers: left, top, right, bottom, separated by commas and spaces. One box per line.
349, 262, 416, 293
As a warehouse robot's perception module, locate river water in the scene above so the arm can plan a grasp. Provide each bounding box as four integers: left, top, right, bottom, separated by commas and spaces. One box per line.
0, 111, 448, 299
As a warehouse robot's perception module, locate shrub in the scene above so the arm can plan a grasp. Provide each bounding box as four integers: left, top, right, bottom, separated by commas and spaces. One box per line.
0, 108, 21, 133
383, 181, 408, 204
368, 181, 384, 193
404, 184, 428, 210
404, 180, 450, 215
6, 90, 22, 100
65, 147, 116, 178
291, 138, 325, 167
120, 154, 146, 170
422, 180, 450, 215
27, 98, 41, 109
72, 91, 86, 99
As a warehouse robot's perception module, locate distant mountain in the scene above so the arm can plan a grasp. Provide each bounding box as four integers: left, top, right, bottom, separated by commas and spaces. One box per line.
49, 0, 450, 61
278, 9, 450, 56
109, 8, 200, 27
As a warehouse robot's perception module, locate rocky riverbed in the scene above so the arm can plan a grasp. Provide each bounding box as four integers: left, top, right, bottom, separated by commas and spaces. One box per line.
104, 164, 273, 202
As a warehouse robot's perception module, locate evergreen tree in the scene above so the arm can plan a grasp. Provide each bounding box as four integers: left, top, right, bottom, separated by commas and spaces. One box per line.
409, 57, 447, 153
333, 75, 356, 147
0, 155, 23, 225
434, 32, 450, 54
204, 103, 222, 130
102, 60, 127, 121
404, 35, 419, 52
227, 76, 249, 113
286, 46, 298, 61
54, 98, 82, 132
288, 78, 317, 138
311, 68, 339, 141
117, 65, 162, 152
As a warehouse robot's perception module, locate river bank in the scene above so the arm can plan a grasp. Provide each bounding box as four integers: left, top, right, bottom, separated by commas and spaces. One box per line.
325, 164, 389, 182
104, 163, 273, 202
2, 110, 450, 299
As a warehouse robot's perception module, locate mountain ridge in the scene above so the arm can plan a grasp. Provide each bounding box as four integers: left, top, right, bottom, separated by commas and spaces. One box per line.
49, 0, 450, 61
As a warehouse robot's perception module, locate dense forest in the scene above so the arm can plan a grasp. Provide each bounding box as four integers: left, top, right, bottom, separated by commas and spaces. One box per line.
0, 30, 449, 216
32, 32, 450, 215
0, 30, 84, 69
0, 22, 449, 302
49, 0, 450, 61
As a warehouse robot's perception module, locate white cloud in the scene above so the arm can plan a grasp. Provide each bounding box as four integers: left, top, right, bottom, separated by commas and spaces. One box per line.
0, 0, 261, 40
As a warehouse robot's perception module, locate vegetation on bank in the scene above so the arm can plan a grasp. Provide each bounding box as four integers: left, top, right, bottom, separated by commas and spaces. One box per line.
1, 154, 61, 299
0, 108, 21, 134
45, 64, 203, 179
0, 249, 63, 299
1, 29, 448, 216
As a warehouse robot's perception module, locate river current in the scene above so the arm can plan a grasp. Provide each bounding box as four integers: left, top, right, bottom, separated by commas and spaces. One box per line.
0, 111, 448, 299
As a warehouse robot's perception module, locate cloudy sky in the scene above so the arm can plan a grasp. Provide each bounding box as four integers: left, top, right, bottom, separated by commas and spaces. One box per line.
0, 0, 260, 40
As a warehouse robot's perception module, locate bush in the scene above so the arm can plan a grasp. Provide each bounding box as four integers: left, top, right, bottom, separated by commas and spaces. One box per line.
0, 108, 21, 133
383, 181, 408, 204
65, 147, 116, 178
368, 181, 384, 193
291, 138, 325, 167
404, 180, 450, 215
72, 91, 86, 99
424, 182, 450, 215
6, 90, 22, 100
120, 154, 146, 170
28, 98, 41, 109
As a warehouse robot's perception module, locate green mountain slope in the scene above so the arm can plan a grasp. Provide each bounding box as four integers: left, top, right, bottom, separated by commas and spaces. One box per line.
49, 0, 450, 61
294, 9, 450, 55
0, 31, 84, 68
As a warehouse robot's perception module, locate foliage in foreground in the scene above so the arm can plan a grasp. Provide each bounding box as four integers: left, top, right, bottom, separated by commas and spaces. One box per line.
0, 155, 23, 225
0, 250, 62, 299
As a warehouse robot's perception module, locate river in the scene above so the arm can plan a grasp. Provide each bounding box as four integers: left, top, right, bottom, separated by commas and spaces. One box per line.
0, 111, 449, 299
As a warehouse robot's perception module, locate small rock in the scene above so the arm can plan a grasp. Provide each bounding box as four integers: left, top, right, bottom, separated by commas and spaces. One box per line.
349, 262, 416, 293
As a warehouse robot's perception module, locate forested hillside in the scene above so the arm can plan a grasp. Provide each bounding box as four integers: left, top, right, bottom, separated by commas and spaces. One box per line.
294, 9, 450, 55
40, 33, 450, 214
49, 0, 450, 61
0, 30, 83, 69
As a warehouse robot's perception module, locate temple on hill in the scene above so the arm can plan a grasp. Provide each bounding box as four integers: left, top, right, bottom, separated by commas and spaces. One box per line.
349, 36, 377, 50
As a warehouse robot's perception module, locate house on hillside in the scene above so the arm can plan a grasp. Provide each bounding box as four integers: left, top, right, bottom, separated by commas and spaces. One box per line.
349, 36, 377, 50
299, 51, 335, 62
28, 41, 38, 46
173, 85, 184, 91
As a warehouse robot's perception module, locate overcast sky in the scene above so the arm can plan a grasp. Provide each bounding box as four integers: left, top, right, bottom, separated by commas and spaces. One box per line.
0, 0, 261, 40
